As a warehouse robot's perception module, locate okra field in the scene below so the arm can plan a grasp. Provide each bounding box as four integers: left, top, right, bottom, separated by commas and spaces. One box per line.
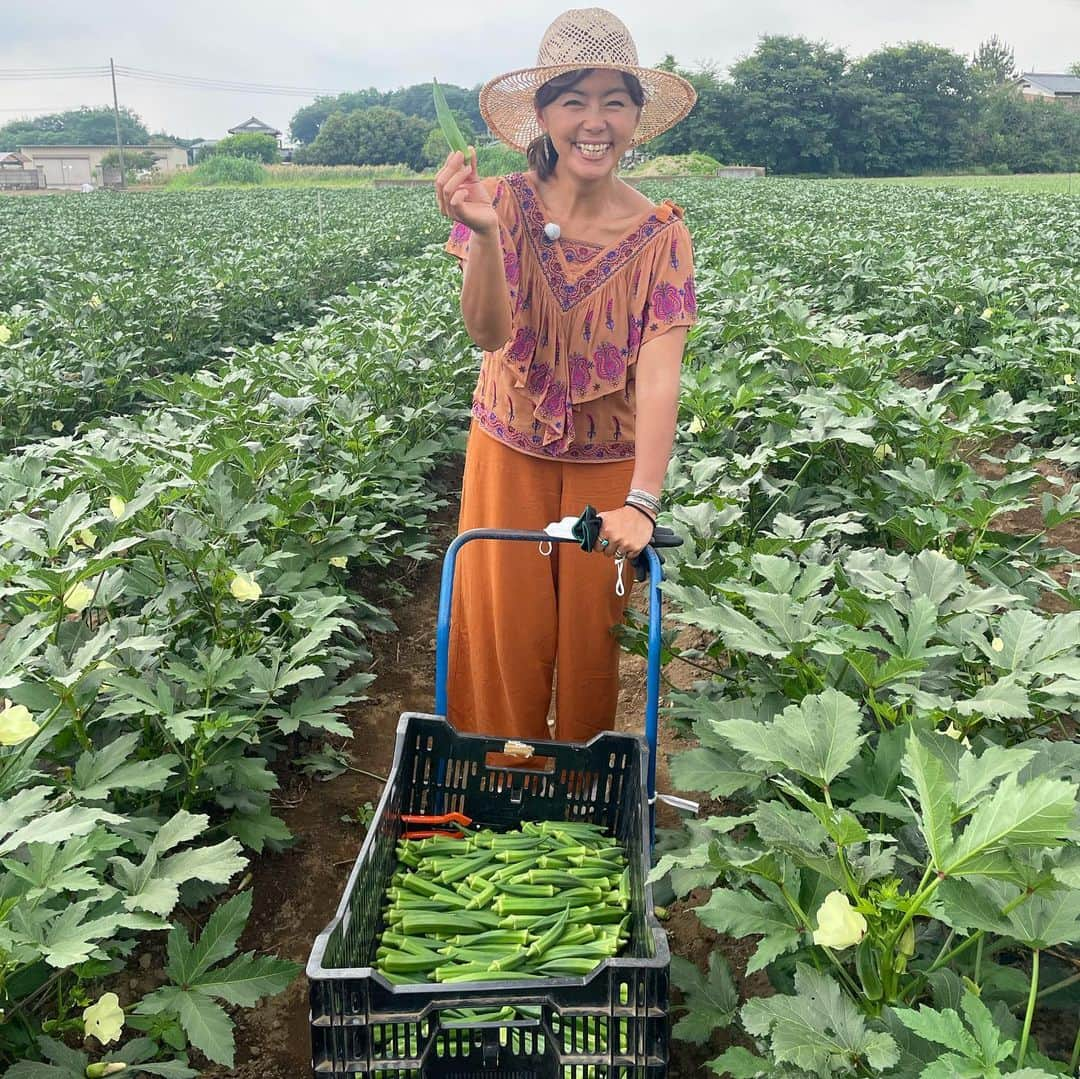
1, 177, 1079, 1077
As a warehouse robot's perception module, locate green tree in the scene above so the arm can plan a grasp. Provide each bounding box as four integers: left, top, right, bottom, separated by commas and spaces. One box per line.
101, 148, 158, 171
1068, 61, 1080, 77
971, 34, 1017, 85
968, 84, 1080, 171
847, 43, 978, 172
726, 35, 848, 174
298, 106, 430, 169
290, 90, 386, 144
209, 132, 280, 163
422, 110, 477, 167
0, 106, 149, 152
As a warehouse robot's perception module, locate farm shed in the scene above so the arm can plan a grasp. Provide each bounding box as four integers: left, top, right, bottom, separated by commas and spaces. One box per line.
15, 145, 189, 189
1018, 72, 1080, 108
0, 151, 44, 190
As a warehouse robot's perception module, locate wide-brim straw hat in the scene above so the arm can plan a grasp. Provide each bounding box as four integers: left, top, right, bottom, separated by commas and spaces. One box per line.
478, 8, 698, 154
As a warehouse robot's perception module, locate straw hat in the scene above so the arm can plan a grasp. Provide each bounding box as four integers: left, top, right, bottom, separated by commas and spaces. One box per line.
478, 8, 697, 154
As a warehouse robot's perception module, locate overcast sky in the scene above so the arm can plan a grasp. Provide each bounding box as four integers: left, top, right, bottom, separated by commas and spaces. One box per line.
3, 0, 1079, 141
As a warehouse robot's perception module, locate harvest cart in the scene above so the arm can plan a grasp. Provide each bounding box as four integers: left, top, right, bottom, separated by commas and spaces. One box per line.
307, 524, 682, 1077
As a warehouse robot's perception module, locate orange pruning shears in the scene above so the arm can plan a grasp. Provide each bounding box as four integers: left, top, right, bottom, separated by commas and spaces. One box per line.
400, 811, 472, 840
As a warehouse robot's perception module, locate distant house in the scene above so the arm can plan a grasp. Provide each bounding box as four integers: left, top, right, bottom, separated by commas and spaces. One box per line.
1018, 73, 1080, 108
227, 116, 283, 148
0, 151, 44, 190
14, 145, 188, 189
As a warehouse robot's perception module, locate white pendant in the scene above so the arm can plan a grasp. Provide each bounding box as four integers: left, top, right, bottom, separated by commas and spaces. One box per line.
543, 221, 561, 241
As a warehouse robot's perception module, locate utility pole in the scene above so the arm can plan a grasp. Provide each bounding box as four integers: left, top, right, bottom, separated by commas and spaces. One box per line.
110, 57, 126, 189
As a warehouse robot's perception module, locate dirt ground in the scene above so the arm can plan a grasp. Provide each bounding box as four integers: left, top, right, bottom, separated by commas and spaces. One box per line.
199, 440, 1080, 1078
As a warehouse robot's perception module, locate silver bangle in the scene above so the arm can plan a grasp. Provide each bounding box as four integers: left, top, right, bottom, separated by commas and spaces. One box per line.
627, 488, 661, 513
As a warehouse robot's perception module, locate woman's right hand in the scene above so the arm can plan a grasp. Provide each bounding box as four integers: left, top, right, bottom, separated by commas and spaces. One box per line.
435, 149, 498, 237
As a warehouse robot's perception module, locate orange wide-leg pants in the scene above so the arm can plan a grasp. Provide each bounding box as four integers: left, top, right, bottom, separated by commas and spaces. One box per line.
446, 422, 636, 743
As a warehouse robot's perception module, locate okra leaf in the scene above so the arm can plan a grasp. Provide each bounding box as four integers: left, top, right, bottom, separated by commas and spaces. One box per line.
741, 964, 899, 1073
942, 773, 1077, 879
170, 988, 235, 1067
189, 950, 301, 1006
900, 731, 955, 872
696, 889, 801, 974
166, 890, 251, 985
953, 676, 1031, 720
706, 1046, 772, 1077
714, 687, 866, 788
670, 953, 738, 1045
668, 746, 761, 796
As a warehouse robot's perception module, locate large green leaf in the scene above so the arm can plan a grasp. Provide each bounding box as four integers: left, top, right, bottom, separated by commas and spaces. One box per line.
190, 950, 300, 1007
696, 890, 801, 974
714, 688, 866, 788
670, 953, 739, 1045
942, 774, 1077, 878
901, 732, 955, 872
742, 964, 899, 1073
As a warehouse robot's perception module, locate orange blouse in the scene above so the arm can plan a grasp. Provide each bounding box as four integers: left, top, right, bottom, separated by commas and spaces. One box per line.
444, 172, 696, 462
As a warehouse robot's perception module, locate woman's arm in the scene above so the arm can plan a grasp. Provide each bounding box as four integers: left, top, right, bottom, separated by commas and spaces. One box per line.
630, 327, 686, 497
596, 327, 688, 559
460, 227, 513, 352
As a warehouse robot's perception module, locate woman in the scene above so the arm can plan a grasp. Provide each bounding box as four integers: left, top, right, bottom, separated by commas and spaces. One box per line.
434, 8, 698, 743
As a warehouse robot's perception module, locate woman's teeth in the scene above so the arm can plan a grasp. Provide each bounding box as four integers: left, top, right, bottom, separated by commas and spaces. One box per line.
574, 143, 610, 159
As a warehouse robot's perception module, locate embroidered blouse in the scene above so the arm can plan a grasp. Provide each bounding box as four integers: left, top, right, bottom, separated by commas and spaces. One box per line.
444, 172, 696, 461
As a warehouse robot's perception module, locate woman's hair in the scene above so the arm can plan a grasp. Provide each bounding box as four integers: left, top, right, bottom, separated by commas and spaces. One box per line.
526, 68, 645, 181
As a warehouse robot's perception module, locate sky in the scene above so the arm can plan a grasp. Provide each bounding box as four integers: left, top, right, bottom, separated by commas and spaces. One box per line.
2, 0, 1079, 142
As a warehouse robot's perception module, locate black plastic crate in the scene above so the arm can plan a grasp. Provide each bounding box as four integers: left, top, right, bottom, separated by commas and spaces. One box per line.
307, 713, 670, 1077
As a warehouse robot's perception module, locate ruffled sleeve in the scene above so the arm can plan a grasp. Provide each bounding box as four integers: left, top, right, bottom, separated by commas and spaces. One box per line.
638, 205, 697, 346
443, 176, 523, 302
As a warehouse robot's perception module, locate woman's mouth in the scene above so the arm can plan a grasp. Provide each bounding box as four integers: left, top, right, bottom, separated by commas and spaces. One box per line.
573, 142, 612, 160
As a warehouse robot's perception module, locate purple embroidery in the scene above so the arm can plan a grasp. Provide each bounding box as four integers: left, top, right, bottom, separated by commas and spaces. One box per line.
627, 313, 641, 353
473, 402, 636, 460
449, 221, 470, 245
613, 416, 622, 442
594, 343, 625, 383
651, 281, 682, 322
508, 326, 537, 363
504, 247, 520, 287
605, 298, 615, 331
526, 361, 550, 396
568, 353, 592, 396
537, 380, 566, 420
507, 173, 681, 313
583, 306, 593, 343
684, 274, 697, 317
587, 413, 596, 441
670, 232, 679, 269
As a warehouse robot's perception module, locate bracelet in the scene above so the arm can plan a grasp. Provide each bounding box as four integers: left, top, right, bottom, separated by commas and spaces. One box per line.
624, 501, 657, 526
626, 488, 661, 514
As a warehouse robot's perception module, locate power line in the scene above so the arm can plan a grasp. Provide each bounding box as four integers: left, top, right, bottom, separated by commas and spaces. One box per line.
0, 69, 110, 81
114, 65, 344, 97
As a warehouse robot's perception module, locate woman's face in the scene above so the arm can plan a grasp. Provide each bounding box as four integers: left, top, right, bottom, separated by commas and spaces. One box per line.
537, 69, 642, 180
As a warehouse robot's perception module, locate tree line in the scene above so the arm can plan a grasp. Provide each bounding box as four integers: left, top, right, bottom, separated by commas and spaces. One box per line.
289, 34, 1080, 176
3, 36, 1078, 176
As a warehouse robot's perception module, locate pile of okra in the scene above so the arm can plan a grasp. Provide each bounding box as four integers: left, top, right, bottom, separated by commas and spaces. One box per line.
376, 819, 630, 984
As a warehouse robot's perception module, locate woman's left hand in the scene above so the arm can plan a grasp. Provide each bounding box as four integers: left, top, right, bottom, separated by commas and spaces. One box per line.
596, 505, 655, 560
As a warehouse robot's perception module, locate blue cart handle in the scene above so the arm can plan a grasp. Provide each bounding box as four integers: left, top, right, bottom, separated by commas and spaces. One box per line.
434, 527, 682, 837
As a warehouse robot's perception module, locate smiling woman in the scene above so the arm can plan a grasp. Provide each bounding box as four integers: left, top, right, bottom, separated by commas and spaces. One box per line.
432, 8, 699, 744
526, 69, 645, 181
